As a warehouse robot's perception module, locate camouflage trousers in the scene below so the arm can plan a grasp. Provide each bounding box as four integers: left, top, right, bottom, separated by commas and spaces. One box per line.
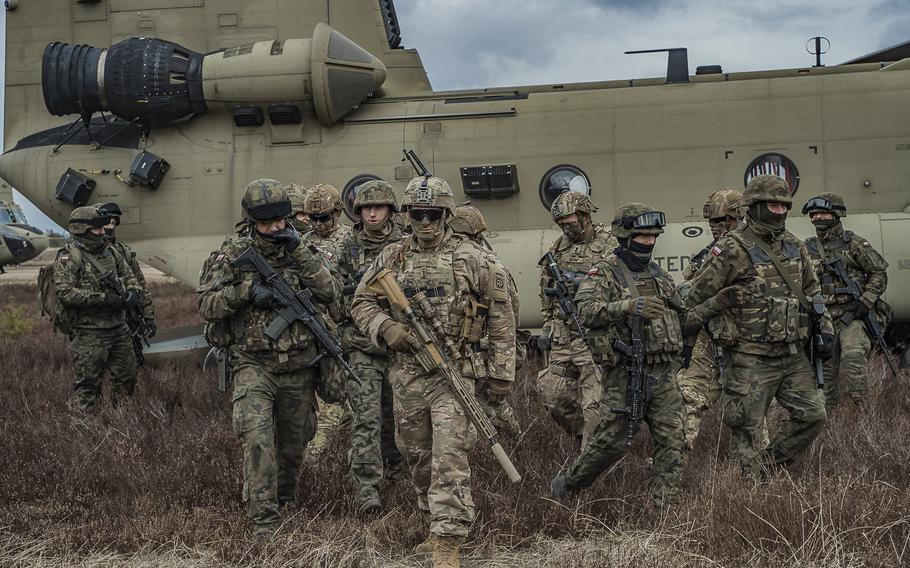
346, 348, 405, 503
822, 318, 872, 406
390, 358, 477, 538
67, 324, 137, 412
563, 361, 685, 508
231, 361, 317, 534
677, 331, 770, 451
310, 395, 347, 451
721, 350, 827, 478
538, 336, 602, 447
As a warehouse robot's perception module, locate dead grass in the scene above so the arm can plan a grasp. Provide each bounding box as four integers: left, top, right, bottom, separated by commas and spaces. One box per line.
0, 282, 908, 567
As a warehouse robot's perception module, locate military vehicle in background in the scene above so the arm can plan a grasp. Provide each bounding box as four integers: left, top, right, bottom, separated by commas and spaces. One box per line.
0, 187, 49, 272
1, 0, 909, 347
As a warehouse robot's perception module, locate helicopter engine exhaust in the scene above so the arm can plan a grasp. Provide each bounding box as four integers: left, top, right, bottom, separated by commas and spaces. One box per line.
41, 23, 387, 128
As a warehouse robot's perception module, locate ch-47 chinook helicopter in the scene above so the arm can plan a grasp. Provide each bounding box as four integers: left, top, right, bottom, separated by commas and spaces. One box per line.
0, 181, 49, 272
2, 0, 910, 346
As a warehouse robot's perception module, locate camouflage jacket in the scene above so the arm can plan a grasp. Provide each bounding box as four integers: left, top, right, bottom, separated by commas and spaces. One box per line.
54, 240, 142, 330
351, 229, 516, 382
111, 239, 154, 319
196, 234, 339, 367
335, 221, 404, 354
539, 223, 617, 343
805, 223, 888, 318
302, 223, 354, 281
684, 222, 833, 357
575, 255, 715, 364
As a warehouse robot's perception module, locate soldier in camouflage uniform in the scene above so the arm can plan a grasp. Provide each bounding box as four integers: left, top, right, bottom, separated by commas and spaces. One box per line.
351, 175, 516, 568
549, 204, 732, 508
55, 206, 143, 412
95, 202, 157, 338
197, 179, 339, 536
683, 175, 834, 479
300, 184, 352, 450
334, 180, 406, 517
285, 183, 312, 233
449, 203, 523, 435
538, 192, 617, 447
803, 193, 890, 406
676, 190, 746, 450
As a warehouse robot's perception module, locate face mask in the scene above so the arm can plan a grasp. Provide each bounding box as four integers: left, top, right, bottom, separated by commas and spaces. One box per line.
256, 226, 301, 252
76, 232, 108, 252
812, 218, 838, 232
616, 238, 654, 272
288, 217, 310, 232
749, 203, 787, 230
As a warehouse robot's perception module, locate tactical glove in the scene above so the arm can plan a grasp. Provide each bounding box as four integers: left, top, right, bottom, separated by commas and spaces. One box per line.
123, 289, 141, 309
851, 300, 871, 319
627, 296, 666, 320
713, 285, 746, 309
271, 226, 302, 253
145, 318, 157, 338
249, 282, 285, 309
101, 291, 124, 309
379, 319, 419, 352
817, 332, 836, 361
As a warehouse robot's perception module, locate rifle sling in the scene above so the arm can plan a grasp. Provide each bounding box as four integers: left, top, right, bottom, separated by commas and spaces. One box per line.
614, 257, 640, 299
740, 229, 811, 311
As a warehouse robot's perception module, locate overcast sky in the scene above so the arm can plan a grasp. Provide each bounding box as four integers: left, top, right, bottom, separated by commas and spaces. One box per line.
2, 1, 905, 231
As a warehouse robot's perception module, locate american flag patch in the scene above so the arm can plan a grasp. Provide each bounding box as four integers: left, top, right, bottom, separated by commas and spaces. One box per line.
711, 245, 723, 257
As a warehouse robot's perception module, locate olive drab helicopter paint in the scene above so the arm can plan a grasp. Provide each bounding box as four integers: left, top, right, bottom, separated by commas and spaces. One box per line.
2, 0, 910, 331
0, 180, 49, 271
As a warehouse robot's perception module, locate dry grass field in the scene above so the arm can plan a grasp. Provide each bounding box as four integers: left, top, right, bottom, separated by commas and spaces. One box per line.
0, 281, 908, 567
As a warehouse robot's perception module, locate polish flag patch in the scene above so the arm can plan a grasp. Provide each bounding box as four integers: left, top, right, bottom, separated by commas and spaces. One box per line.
587, 267, 599, 275
710, 245, 723, 257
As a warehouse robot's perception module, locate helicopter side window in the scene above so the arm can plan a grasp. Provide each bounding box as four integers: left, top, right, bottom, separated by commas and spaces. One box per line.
0, 207, 13, 225
539, 165, 591, 210
744, 153, 800, 195
342, 174, 383, 222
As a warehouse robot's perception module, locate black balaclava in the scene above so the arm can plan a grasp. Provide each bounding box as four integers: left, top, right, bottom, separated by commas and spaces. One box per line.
748, 202, 787, 234
616, 236, 654, 272
812, 217, 839, 233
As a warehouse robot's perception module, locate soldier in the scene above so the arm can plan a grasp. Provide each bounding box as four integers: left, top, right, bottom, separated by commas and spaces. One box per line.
94, 202, 156, 338
55, 206, 143, 412
549, 203, 730, 508
351, 175, 516, 568
683, 175, 834, 479
335, 180, 407, 517
285, 183, 312, 233
803, 193, 889, 406
449, 203, 523, 434
537, 192, 617, 447
300, 184, 352, 450
197, 179, 339, 537
676, 190, 745, 450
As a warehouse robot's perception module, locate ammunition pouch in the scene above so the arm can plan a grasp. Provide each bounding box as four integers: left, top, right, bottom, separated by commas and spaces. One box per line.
460, 297, 489, 344
547, 362, 580, 380
706, 312, 739, 347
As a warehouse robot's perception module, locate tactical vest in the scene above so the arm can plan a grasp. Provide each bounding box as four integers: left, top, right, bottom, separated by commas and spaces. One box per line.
607, 258, 683, 360
728, 230, 810, 345
58, 243, 128, 330
544, 226, 614, 341
806, 231, 864, 306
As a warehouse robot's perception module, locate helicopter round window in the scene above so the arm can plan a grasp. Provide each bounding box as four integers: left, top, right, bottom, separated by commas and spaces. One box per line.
539, 165, 591, 210
342, 174, 383, 221
744, 153, 800, 195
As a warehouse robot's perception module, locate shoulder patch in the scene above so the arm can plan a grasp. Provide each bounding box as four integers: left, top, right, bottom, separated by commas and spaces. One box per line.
711, 245, 723, 257
862, 240, 871, 247
587, 267, 599, 275
215, 253, 226, 262
59, 254, 70, 263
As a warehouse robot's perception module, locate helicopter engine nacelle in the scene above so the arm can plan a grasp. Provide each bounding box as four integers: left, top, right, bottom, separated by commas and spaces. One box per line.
41, 23, 386, 128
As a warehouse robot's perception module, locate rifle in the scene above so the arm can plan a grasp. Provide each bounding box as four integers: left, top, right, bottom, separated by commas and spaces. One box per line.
365, 267, 522, 483
810, 296, 826, 389
610, 316, 655, 446
823, 256, 899, 378
203, 347, 232, 392
232, 247, 360, 382
541, 251, 588, 340
98, 270, 150, 367
403, 149, 431, 177
342, 268, 368, 295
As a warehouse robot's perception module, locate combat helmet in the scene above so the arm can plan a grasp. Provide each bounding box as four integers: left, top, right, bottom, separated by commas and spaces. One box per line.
95, 201, 123, 219
241, 178, 291, 222
68, 205, 111, 235
353, 180, 399, 214
702, 189, 744, 220
303, 183, 342, 215
611, 203, 666, 239
400, 175, 456, 216
743, 175, 792, 209
550, 191, 597, 222
449, 204, 487, 236
285, 183, 308, 214
802, 193, 847, 218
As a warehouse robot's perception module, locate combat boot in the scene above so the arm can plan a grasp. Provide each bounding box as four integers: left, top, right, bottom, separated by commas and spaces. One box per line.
357, 495, 382, 519
432, 536, 463, 568
549, 474, 571, 505
413, 534, 437, 555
